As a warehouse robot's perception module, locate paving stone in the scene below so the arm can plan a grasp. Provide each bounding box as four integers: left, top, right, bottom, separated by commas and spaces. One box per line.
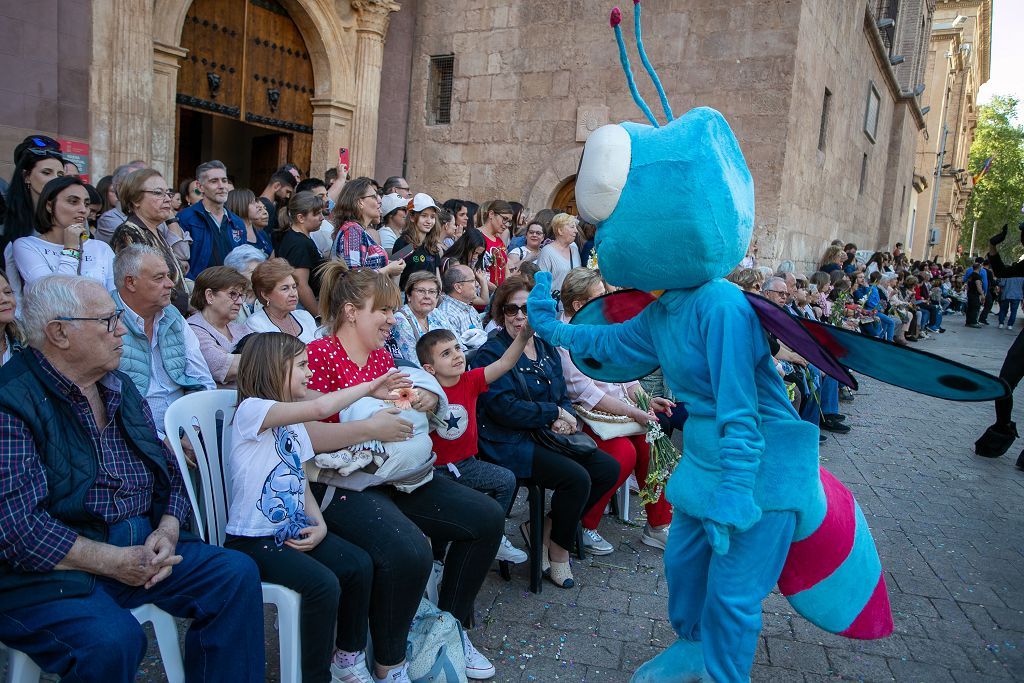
825, 649, 893, 681
888, 658, 957, 682
765, 637, 829, 673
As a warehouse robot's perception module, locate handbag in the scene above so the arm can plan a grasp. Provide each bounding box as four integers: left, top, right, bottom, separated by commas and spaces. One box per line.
510, 363, 599, 458
574, 402, 647, 441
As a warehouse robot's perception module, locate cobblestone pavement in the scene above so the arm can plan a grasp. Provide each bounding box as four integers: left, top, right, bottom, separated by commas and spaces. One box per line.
9, 316, 1024, 682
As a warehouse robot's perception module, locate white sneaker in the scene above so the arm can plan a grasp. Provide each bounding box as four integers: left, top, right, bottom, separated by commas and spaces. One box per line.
581, 528, 614, 555
332, 651, 374, 683
372, 662, 411, 683
462, 631, 496, 680
641, 524, 669, 550
495, 535, 528, 564
999, 323, 1005, 329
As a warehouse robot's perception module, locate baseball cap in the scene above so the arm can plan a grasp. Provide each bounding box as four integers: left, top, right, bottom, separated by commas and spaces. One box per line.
409, 192, 439, 214
380, 193, 408, 220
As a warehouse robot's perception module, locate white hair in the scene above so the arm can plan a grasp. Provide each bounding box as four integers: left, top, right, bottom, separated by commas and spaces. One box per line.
224, 244, 268, 273
22, 275, 108, 349
114, 244, 165, 289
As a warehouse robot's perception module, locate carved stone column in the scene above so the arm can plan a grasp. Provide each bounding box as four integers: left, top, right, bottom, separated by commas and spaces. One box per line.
151, 41, 188, 180
311, 98, 356, 182
350, 0, 400, 178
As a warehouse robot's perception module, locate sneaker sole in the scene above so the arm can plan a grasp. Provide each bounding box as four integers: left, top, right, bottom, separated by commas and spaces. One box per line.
466, 666, 496, 680
582, 545, 614, 556
495, 553, 528, 564
641, 535, 667, 551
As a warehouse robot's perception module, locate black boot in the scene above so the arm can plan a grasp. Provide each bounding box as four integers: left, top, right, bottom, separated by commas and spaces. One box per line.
975, 422, 1018, 458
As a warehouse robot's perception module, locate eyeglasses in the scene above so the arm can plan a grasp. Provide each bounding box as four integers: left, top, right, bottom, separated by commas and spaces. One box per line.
221, 290, 245, 302
142, 189, 174, 199
502, 303, 528, 317
454, 279, 477, 285
411, 288, 439, 296
53, 309, 124, 333
499, 215, 513, 228
359, 194, 379, 201
765, 289, 788, 296
395, 186, 410, 192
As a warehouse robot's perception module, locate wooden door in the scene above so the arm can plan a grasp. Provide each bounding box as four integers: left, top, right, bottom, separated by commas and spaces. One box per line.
250, 134, 288, 190
177, 0, 315, 176
552, 176, 578, 216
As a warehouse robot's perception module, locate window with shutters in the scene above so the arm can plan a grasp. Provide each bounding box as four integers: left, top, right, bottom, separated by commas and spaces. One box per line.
427, 55, 454, 126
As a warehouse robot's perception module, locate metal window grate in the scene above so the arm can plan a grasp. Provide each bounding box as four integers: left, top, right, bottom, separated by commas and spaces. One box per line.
428, 54, 454, 126
818, 88, 832, 152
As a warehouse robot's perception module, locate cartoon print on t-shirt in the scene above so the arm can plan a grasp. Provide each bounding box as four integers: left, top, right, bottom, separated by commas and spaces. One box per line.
436, 403, 469, 441
257, 426, 311, 545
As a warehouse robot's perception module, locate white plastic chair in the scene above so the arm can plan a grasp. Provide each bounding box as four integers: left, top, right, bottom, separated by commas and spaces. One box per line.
2, 605, 184, 683
616, 482, 631, 523
164, 390, 302, 683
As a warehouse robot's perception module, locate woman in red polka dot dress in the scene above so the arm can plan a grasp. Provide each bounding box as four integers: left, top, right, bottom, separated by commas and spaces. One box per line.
305, 261, 504, 682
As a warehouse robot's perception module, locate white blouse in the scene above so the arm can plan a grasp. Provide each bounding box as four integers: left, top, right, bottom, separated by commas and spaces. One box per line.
12, 235, 116, 293
244, 308, 320, 344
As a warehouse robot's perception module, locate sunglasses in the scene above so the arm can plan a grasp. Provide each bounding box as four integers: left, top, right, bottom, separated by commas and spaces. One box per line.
502, 303, 528, 317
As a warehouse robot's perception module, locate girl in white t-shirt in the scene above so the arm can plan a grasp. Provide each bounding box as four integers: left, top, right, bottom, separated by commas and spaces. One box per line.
11, 176, 115, 296
224, 332, 410, 683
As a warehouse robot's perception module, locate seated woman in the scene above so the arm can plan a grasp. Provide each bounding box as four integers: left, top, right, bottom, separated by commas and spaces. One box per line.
390, 271, 445, 364
556, 268, 674, 553
186, 266, 249, 388
305, 261, 504, 683
473, 276, 619, 588
244, 257, 319, 343
223, 244, 268, 325
0, 269, 24, 365
12, 176, 115, 293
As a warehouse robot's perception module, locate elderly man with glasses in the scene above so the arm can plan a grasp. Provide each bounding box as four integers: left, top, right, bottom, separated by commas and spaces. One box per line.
0, 274, 265, 682
436, 264, 490, 349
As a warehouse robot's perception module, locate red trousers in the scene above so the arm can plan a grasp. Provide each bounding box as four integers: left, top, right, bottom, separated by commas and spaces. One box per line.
580, 427, 672, 529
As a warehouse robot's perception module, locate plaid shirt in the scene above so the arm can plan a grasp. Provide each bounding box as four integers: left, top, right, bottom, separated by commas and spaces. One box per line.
0, 350, 191, 572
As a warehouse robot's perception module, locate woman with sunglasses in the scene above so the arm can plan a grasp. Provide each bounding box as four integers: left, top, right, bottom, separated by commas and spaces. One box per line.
473, 276, 619, 588
186, 266, 250, 388
11, 177, 115, 299
109, 168, 192, 313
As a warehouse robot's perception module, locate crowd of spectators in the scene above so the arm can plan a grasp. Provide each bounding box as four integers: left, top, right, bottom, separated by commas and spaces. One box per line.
0, 134, 1017, 683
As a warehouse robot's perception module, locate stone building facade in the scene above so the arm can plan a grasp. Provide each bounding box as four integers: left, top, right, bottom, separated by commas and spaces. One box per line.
399, 0, 935, 269
908, 0, 991, 262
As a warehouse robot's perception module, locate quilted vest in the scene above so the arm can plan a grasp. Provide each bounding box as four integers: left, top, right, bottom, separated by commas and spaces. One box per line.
114, 292, 203, 396
0, 350, 173, 611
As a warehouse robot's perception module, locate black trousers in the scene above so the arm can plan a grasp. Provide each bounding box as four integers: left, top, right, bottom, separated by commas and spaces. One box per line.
313, 475, 503, 665
995, 327, 1024, 426
966, 291, 982, 325
225, 532, 372, 683
528, 443, 620, 550
980, 291, 994, 323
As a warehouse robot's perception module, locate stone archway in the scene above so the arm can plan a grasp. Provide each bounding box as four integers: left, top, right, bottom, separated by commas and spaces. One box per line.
523, 144, 583, 213
89, 0, 397, 181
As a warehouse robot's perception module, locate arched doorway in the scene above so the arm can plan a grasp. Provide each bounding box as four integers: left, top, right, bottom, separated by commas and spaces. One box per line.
175, 0, 315, 189
552, 176, 577, 216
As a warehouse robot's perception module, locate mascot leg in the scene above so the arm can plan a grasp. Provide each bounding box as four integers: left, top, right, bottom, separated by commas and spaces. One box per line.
977, 329, 1024, 457
702, 511, 795, 683
631, 513, 709, 683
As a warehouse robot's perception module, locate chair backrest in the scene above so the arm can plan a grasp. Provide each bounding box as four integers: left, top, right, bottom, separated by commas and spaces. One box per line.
164, 389, 237, 546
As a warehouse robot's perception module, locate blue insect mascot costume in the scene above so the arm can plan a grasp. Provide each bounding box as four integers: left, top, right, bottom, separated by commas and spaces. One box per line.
527, 3, 1008, 681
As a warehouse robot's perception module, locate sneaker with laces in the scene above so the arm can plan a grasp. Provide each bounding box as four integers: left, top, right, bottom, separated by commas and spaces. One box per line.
332, 651, 374, 683
581, 528, 614, 555
495, 535, 528, 564
641, 524, 669, 550
462, 631, 496, 680
372, 662, 411, 683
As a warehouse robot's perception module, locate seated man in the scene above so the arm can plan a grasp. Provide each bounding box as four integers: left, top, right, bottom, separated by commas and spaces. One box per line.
0, 275, 265, 681
113, 245, 216, 436
435, 264, 487, 349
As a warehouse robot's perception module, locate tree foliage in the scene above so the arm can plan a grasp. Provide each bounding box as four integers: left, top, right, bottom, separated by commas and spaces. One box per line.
963, 96, 1024, 254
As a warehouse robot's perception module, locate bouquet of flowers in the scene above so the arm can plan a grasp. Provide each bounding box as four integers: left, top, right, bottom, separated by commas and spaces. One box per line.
633, 388, 683, 505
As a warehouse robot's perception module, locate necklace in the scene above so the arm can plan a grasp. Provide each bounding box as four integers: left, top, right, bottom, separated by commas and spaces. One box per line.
267, 309, 298, 335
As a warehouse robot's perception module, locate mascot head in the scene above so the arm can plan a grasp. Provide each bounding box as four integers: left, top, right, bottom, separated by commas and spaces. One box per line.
576, 2, 755, 292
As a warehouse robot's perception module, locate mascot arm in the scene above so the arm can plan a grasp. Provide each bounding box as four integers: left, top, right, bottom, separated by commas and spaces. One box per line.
527, 272, 658, 368
988, 251, 1024, 279
701, 300, 765, 554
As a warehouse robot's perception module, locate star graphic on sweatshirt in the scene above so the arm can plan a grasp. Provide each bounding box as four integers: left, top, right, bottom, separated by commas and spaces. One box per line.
445, 411, 461, 432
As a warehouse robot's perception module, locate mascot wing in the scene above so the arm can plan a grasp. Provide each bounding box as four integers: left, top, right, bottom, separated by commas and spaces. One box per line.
568, 289, 661, 382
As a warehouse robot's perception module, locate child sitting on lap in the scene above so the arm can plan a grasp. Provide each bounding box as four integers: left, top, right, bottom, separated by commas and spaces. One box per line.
416, 326, 534, 564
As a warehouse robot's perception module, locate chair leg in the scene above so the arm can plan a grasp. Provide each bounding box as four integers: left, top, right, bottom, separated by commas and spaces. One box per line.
528, 484, 544, 594
498, 560, 511, 581
574, 524, 585, 560
141, 608, 185, 683
617, 482, 630, 523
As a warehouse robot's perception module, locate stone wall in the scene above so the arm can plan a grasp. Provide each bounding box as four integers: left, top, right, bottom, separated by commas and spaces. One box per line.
0, 0, 91, 182
404, 0, 926, 270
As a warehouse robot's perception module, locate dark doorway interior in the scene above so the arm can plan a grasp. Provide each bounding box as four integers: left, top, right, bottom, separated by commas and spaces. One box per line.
175, 108, 291, 191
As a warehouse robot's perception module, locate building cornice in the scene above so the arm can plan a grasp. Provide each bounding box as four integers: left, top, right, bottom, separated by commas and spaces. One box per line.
863, 7, 927, 132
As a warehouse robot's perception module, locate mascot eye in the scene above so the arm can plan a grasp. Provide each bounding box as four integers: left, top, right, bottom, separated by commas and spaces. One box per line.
575, 124, 631, 224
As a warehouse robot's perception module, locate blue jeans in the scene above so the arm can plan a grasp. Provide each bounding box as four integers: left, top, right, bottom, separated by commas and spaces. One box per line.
999, 299, 1020, 327
434, 455, 517, 515
876, 313, 896, 341
820, 374, 840, 415
0, 516, 265, 683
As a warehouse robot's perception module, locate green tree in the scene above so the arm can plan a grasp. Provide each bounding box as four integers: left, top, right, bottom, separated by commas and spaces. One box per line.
962, 97, 1024, 254
963, 96, 1024, 256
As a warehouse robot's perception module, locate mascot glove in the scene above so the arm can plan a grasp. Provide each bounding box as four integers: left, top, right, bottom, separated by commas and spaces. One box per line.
528, 272, 574, 347
990, 223, 1009, 246
702, 488, 762, 556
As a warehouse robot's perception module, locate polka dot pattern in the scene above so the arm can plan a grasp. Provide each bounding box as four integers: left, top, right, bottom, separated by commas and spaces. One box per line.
307, 336, 396, 423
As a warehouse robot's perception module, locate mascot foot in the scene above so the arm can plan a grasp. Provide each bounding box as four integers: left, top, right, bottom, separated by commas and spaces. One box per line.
630, 639, 706, 683
975, 421, 1018, 458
